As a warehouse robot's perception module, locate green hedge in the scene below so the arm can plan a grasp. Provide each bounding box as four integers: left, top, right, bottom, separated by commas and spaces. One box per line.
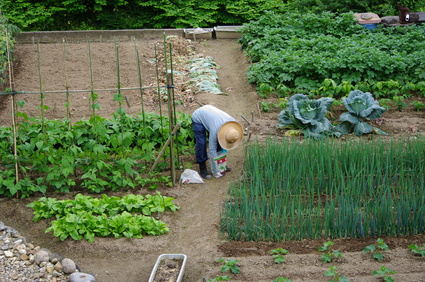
1, 0, 424, 31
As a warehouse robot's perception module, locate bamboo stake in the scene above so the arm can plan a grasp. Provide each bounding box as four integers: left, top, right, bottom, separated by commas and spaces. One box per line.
132, 36, 146, 138
62, 38, 72, 127
149, 123, 181, 174
154, 45, 164, 131
169, 41, 181, 178
6, 29, 19, 186
163, 35, 176, 185
87, 38, 96, 116
36, 40, 46, 140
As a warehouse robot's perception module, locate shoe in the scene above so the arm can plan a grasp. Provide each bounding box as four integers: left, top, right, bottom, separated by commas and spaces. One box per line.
200, 169, 212, 180
225, 166, 232, 172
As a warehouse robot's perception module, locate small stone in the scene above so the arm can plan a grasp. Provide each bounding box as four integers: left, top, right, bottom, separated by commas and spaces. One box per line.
13, 239, 23, 245
27, 242, 35, 249
4, 250, 13, 257
53, 270, 63, 277
16, 244, 26, 251
62, 258, 77, 274
20, 254, 29, 261
69, 272, 97, 282
54, 261, 63, 272
35, 250, 50, 265
39, 248, 52, 256
46, 262, 55, 274
50, 252, 62, 263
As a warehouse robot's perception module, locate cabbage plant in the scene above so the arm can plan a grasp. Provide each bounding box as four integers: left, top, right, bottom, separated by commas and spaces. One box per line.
334, 90, 387, 136
277, 94, 334, 139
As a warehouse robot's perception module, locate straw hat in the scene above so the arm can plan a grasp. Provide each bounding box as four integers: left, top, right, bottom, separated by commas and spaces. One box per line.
218, 121, 243, 150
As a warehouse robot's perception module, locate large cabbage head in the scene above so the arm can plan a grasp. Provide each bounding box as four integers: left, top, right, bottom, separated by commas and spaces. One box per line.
277, 94, 334, 139
336, 90, 387, 136
342, 90, 386, 120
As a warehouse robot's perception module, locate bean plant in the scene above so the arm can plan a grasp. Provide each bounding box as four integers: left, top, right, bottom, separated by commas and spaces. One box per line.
270, 248, 289, 264
324, 266, 349, 282
372, 266, 396, 282
408, 244, 425, 257
318, 241, 343, 263
362, 238, 390, 261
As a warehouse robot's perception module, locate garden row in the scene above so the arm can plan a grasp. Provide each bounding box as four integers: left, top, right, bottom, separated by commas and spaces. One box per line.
220, 137, 425, 241
0, 111, 194, 198
239, 12, 425, 100
209, 239, 425, 281
27, 192, 180, 243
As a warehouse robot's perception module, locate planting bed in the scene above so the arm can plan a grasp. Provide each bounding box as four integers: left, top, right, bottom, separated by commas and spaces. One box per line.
0, 38, 425, 281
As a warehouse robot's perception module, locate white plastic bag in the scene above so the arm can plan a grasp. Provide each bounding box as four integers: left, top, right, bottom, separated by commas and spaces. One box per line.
209, 151, 228, 178
180, 169, 204, 184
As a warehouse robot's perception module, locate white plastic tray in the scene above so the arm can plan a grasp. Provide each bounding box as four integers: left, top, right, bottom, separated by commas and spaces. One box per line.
148, 254, 187, 282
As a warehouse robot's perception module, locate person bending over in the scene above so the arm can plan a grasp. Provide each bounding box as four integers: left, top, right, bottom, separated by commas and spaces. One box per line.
191, 105, 243, 179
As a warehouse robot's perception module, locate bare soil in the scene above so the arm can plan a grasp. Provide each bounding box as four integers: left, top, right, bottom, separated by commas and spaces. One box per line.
1, 38, 425, 282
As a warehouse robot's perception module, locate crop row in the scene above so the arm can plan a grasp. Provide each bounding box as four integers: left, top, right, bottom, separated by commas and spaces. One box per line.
221, 137, 425, 241
0, 111, 194, 198
239, 12, 425, 98
27, 192, 180, 242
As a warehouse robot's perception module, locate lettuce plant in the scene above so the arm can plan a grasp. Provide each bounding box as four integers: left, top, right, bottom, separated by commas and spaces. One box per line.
277, 93, 334, 139
335, 90, 387, 136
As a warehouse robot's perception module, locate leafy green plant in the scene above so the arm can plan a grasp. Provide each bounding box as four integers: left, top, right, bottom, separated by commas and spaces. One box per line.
324, 266, 349, 282
408, 243, 425, 257
0, 111, 193, 197
362, 238, 390, 261
241, 11, 425, 98
411, 100, 425, 111
273, 278, 292, 282
277, 93, 334, 139
334, 90, 387, 136
270, 248, 289, 264
392, 95, 407, 111
318, 241, 343, 263
379, 98, 393, 110
372, 266, 396, 282
27, 193, 179, 242
208, 276, 231, 281
216, 258, 241, 274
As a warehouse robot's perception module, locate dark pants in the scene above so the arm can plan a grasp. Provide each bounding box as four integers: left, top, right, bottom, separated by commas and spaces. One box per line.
192, 121, 223, 164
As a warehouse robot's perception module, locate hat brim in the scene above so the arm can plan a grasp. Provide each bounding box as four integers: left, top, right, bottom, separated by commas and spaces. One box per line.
218, 121, 243, 150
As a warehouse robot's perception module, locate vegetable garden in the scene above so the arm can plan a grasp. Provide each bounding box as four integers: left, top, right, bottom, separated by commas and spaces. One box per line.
1, 10, 425, 282
0, 36, 196, 198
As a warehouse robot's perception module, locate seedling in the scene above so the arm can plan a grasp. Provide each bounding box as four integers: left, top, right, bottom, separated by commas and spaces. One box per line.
372, 266, 396, 282
324, 266, 349, 282
362, 238, 390, 261
318, 241, 343, 263
411, 100, 425, 111
270, 248, 289, 264
216, 258, 241, 274
273, 278, 292, 282
208, 276, 231, 281
392, 95, 407, 111
408, 243, 425, 257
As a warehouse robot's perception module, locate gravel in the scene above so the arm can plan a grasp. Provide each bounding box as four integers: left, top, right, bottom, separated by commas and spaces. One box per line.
0, 220, 96, 282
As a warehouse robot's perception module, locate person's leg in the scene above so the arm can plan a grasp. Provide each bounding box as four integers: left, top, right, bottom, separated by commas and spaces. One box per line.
192, 121, 212, 179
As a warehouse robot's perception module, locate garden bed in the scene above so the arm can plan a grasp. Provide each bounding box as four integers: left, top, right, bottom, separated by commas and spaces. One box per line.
0, 38, 424, 281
